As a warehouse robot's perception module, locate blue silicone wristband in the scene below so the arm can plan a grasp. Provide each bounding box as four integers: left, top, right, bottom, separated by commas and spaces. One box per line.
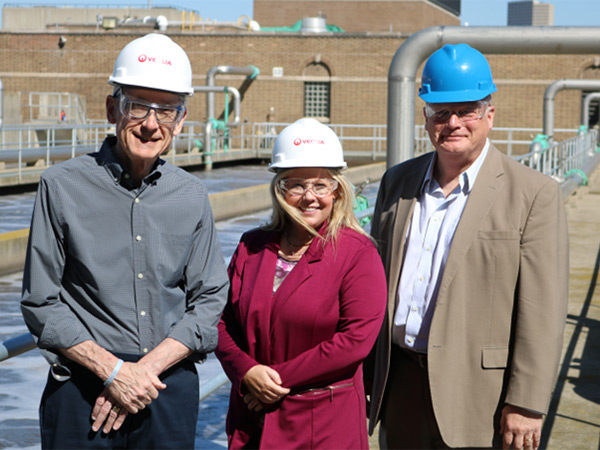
104, 359, 124, 387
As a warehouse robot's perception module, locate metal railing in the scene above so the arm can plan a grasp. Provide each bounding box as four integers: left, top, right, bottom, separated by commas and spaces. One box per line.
514, 128, 599, 181
26, 92, 87, 125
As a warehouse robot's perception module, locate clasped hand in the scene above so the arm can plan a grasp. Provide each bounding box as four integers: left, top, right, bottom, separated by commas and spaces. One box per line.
242, 365, 290, 412
91, 360, 165, 434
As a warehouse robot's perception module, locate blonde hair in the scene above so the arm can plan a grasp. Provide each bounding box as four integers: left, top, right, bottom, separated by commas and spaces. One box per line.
263, 168, 370, 244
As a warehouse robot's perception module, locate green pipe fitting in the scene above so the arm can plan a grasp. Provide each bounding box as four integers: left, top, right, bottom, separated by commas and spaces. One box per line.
564, 169, 588, 186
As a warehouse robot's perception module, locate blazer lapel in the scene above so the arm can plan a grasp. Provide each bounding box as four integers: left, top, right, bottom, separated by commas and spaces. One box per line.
437, 145, 506, 298
243, 237, 279, 365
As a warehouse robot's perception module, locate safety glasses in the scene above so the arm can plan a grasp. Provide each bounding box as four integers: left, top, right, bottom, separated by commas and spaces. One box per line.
279, 178, 338, 197
425, 101, 489, 125
118, 95, 186, 125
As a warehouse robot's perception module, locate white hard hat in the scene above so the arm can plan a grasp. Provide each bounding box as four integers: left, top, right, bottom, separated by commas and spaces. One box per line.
269, 118, 347, 172
109, 33, 193, 96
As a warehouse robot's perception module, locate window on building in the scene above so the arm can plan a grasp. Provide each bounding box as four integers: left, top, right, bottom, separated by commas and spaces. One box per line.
303, 61, 331, 121
304, 81, 330, 119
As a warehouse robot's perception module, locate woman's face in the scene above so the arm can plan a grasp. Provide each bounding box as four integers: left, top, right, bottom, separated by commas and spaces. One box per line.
280, 168, 338, 232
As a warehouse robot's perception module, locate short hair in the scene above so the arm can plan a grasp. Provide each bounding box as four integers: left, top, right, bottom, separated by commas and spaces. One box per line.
263, 168, 371, 244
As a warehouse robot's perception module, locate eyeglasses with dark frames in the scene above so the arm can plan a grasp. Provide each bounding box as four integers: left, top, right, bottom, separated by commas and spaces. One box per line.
116, 92, 186, 125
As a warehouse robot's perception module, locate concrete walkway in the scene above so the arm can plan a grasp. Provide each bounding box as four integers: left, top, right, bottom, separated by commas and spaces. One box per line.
368, 166, 600, 450
545, 166, 600, 449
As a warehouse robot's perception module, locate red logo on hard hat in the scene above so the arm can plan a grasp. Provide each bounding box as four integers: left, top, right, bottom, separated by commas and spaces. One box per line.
137, 54, 173, 66
294, 138, 325, 146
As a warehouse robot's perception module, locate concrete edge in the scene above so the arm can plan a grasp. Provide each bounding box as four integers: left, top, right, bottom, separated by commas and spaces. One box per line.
0, 163, 387, 276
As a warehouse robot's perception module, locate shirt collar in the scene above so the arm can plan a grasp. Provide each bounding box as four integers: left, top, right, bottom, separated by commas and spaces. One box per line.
421, 139, 490, 195
98, 136, 162, 188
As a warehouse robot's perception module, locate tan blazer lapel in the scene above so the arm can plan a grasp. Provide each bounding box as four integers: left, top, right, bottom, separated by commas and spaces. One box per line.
438, 146, 506, 299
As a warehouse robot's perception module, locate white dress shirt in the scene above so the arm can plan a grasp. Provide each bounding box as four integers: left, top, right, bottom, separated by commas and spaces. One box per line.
392, 140, 490, 353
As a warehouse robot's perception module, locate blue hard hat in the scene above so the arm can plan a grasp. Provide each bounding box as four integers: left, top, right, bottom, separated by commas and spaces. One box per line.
418, 43, 497, 103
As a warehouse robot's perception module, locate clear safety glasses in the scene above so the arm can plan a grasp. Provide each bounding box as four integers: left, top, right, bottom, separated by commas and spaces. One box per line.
424, 101, 489, 125
279, 178, 339, 197
118, 95, 186, 125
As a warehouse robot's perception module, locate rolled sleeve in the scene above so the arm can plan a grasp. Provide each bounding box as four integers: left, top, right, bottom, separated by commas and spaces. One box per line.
168, 195, 229, 357
21, 177, 94, 363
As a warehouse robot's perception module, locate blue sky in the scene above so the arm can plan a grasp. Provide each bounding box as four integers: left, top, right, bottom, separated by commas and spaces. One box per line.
1, 0, 599, 26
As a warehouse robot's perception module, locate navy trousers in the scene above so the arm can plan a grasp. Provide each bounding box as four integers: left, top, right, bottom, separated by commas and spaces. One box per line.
39, 354, 199, 449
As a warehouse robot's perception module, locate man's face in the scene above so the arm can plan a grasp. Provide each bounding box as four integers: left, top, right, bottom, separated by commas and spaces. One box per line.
424, 100, 495, 163
106, 86, 187, 169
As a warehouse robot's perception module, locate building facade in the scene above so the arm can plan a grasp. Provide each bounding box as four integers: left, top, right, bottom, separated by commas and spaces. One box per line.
507, 0, 554, 26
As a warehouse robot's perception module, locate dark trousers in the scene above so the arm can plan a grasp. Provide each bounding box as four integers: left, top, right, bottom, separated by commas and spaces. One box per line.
39, 354, 199, 449
379, 345, 449, 450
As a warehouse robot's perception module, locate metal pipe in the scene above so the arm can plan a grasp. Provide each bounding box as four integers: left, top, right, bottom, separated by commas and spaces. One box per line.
203, 120, 213, 171
193, 85, 241, 125
0, 78, 3, 127
582, 92, 600, 130
206, 66, 259, 122
0, 333, 36, 362
543, 80, 600, 138
388, 26, 600, 167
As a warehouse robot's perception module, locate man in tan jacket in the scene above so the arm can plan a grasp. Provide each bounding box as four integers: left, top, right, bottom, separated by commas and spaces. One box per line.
366, 44, 568, 449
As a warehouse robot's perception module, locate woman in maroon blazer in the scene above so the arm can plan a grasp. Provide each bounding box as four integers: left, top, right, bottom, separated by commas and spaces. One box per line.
216, 118, 387, 449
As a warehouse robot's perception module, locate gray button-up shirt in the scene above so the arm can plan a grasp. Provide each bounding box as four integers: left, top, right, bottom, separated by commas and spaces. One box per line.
21, 137, 229, 367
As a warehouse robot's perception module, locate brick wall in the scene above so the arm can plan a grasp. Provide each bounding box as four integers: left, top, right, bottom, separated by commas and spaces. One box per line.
1, 30, 599, 144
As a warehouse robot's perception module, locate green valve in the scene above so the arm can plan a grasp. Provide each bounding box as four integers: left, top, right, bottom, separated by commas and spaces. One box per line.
564, 169, 588, 186
353, 194, 371, 227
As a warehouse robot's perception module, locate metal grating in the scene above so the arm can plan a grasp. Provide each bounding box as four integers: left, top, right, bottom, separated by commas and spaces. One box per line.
304, 82, 330, 119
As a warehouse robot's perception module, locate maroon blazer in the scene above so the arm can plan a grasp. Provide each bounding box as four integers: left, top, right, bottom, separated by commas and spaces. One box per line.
216, 226, 387, 449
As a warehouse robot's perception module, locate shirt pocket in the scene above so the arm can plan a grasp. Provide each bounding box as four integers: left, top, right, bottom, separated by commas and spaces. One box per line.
158, 233, 193, 287
481, 346, 509, 369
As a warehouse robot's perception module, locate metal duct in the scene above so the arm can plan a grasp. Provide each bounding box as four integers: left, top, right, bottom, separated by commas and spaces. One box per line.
542, 79, 600, 137
206, 66, 259, 122
388, 26, 600, 167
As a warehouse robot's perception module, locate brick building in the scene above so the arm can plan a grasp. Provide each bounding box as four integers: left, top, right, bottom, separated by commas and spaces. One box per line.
253, 0, 460, 33
0, 1, 599, 149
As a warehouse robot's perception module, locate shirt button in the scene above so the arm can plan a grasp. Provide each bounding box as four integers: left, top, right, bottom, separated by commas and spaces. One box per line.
135, 198, 140, 204
143, 348, 148, 353
412, 306, 418, 312
136, 235, 142, 241
124, 173, 130, 179
137, 273, 144, 279
407, 337, 414, 344
426, 246, 432, 252
140, 310, 146, 316
419, 276, 424, 282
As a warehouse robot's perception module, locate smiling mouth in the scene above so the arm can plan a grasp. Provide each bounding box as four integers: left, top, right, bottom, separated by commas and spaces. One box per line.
135, 134, 159, 143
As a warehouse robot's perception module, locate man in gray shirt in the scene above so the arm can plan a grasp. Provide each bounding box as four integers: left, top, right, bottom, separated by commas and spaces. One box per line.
21, 33, 229, 448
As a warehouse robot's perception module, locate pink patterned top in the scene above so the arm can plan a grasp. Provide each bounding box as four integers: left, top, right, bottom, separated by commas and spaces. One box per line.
273, 254, 299, 292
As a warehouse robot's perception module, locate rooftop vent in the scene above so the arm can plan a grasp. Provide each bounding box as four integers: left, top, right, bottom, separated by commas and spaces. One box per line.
300, 17, 328, 33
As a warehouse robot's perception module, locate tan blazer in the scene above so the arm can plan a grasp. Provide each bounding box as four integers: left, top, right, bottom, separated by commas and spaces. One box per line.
367, 145, 569, 448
